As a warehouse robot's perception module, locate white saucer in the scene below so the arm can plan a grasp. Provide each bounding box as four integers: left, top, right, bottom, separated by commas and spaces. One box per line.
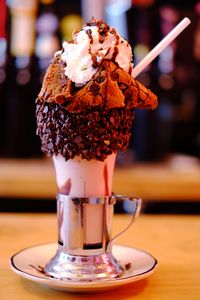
10, 243, 157, 293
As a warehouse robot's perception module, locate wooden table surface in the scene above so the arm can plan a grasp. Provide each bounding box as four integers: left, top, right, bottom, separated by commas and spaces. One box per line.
0, 213, 199, 299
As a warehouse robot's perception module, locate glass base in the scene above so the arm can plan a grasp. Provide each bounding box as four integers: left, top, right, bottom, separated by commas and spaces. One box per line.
44, 249, 123, 281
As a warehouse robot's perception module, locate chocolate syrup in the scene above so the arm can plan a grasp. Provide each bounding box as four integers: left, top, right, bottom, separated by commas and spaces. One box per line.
112, 47, 119, 61
85, 29, 93, 44
83, 242, 103, 249
128, 65, 132, 75
59, 178, 72, 195
29, 265, 54, 278
103, 163, 109, 196
105, 47, 111, 56
91, 54, 98, 68
110, 28, 120, 61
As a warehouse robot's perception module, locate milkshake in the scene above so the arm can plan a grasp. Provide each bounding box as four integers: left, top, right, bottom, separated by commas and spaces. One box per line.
36, 18, 157, 197
35, 17, 157, 280
53, 153, 116, 197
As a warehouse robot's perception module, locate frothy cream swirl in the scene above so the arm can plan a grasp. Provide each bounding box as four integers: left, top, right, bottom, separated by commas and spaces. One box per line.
59, 25, 133, 87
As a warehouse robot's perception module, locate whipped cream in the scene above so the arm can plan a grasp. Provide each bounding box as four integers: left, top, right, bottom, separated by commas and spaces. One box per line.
60, 24, 133, 87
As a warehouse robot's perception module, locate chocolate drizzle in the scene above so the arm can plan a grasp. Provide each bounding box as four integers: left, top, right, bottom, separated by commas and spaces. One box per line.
91, 54, 98, 68
128, 65, 132, 75
85, 29, 93, 44
112, 47, 119, 61
103, 163, 109, 196
59, 178, 72, 195
58, 203, 64, 245
29, 265, 54, 278
108, 27, 120, 61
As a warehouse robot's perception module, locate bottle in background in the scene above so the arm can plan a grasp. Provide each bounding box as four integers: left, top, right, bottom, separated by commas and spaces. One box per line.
35, 0, 60, 84
4, 0, 40, 157
0, 0, 7, 155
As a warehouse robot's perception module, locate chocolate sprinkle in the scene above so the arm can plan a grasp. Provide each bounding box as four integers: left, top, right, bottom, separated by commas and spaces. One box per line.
36, 102, 134, 161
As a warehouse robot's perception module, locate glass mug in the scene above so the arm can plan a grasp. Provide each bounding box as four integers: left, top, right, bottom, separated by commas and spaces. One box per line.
44, 194, 142, 281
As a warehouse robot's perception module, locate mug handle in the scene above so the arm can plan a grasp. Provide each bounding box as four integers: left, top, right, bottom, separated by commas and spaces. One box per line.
106, 196, 142, 252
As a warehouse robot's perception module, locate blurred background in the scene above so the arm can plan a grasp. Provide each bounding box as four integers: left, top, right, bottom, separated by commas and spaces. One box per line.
0, 0, 199, 213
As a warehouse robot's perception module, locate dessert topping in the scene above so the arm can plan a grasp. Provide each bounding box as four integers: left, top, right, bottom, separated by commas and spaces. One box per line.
60, 18, 133, 87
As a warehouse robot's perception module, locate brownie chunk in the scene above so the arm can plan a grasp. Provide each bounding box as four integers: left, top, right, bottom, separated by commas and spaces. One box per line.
37, 58, 158, 113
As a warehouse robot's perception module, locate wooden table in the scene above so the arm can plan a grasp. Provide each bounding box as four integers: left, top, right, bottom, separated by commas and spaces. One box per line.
0, 213, 199, 299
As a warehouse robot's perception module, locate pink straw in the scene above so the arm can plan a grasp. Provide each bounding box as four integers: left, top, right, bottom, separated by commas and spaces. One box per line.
131, 17, 191, 78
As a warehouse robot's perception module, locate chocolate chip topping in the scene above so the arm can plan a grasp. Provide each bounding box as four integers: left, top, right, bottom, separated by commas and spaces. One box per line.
36, 102, 134, 161
36, 18, 158, 162
90, 83, 100, 95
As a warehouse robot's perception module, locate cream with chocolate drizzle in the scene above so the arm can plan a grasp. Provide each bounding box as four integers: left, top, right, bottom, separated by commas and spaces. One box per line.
60, 18, 133, 87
